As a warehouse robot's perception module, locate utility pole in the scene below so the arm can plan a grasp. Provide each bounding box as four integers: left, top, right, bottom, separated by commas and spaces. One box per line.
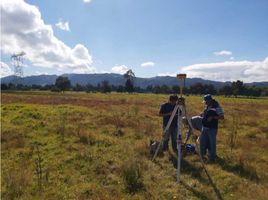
11, 51, 26, 84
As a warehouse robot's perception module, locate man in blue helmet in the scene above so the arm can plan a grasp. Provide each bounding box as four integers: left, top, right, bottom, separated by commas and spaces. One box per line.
200, 94, 224, 162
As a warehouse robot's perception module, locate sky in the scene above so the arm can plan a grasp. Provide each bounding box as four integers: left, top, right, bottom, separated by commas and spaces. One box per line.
1, 0, 268, 82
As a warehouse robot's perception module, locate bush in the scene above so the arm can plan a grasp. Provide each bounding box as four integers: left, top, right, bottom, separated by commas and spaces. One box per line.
2, 157, 33, 199
51, 86, 60, 92
122, 163, 145, 194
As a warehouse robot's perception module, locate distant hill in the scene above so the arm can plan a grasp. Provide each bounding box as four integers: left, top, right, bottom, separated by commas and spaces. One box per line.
1, 73, 268, 88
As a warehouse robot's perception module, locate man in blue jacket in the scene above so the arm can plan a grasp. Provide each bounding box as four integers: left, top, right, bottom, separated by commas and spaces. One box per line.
159, 95, 179, 152
200, 94, 224, 162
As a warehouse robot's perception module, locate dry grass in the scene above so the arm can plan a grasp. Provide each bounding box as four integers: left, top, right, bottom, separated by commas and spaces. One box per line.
1, 91, 268, 200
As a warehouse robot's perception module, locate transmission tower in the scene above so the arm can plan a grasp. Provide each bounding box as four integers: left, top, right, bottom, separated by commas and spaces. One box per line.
11, 52, 26, 84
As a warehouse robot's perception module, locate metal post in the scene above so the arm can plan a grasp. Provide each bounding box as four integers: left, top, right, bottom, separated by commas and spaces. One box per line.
177, 104, 182, 183
176, 74, 187, 183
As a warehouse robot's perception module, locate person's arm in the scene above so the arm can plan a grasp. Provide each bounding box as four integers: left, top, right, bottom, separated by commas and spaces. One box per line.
159, 104, 172, 117
216, 106, 224, 120
207, 113, 224, 121
213, 115, 224, 120
159, 111, 172, 117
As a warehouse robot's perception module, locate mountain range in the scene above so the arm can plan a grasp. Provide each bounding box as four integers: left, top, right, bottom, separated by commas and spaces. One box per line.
1, 74, 268, 89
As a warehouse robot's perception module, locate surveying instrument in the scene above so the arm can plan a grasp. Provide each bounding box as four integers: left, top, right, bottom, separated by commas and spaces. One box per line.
152, 74, 223, 200
152, 73, 191, 182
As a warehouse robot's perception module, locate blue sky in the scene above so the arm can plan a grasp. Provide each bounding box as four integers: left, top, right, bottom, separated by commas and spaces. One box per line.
1, 0, 268, 82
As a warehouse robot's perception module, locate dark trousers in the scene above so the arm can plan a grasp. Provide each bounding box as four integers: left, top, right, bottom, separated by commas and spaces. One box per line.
163, 126, 178, 152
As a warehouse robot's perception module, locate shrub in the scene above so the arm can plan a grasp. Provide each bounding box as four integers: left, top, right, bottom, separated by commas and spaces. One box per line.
122, 163, 145, 194
1, 130, 25, 149
228, 108, 239, 152
57, 111, 67, 142
2, 157, 33, 199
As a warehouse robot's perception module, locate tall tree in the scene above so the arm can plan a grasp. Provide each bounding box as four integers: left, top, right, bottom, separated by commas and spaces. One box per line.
219, 85, 232, 96
204, 84, 217, 95
231, 80, 244, 97
1, 83, 8, 90
55, 76, 71, 92
100, 80, 111, 93
189, 83, 205, 94
124, 69, 135, 93
125, 79, 134, 93
73, 84, 84, 91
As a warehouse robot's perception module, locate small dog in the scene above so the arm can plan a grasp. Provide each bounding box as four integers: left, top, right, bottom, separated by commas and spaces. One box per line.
149, 140, 163, 156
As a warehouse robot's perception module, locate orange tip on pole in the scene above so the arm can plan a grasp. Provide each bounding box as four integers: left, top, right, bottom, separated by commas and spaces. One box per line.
177, 74, 187, 79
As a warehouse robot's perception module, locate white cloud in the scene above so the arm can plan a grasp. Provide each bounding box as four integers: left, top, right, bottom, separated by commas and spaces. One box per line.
1, 0, 95, 74
83, 0, 92, 3
141, 61, 155, 67
36, 71, 48, 75
158, 72, 176, 77
214, 50, 232, 56
181, 56, 268, 82
72, 66, 96, 74
0, 62, 13, 77
99, 70, 110, 73
111, 65, 129, 74
56, 20, 70, 31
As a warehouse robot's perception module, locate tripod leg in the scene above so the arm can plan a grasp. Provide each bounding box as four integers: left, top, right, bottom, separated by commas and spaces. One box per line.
152, 104, 180, 161
177, 105, 183, 183
177, 136, 181, 182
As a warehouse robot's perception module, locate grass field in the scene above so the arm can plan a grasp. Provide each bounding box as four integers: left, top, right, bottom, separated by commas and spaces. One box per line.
1, 91, 268, 200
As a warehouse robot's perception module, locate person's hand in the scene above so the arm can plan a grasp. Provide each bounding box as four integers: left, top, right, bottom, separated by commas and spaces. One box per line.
196, 136, 200, 144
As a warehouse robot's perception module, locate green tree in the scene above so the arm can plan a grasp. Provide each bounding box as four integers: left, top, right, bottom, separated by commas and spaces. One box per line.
160, 85, 171, 94
1, 83, 8, 90
125, 79, 134, 93
55, 76, 71, 92
85, 83, 95, 93
100, 80, 111, 93
116, 85, 125, 93
152, 85, 161, 94
219, 85, 232, 96
204, 84, 217, 95
124, 69, 135, 93
73, 84, 84, 91
172, 85, 180, 94
231, 80, 244, 97
189, 83, 205, 94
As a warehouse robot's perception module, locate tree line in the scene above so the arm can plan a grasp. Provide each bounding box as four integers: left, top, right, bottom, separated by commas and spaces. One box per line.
1, 77, 268, 97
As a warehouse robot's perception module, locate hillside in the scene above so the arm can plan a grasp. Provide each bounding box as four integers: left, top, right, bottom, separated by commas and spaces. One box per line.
3, 73, 267, 89
2, 74, 268, 89
1, 91, 268, 200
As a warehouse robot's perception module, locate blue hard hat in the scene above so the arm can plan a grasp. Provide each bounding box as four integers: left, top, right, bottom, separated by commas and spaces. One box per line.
203, 94, 213, 102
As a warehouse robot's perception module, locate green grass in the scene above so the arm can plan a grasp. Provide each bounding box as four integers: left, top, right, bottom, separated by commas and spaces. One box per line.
1, 91, 268, 200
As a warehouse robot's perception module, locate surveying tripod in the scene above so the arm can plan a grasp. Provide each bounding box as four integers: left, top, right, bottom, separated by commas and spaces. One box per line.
152, 74, 193, 182
152, 74, 223, 200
